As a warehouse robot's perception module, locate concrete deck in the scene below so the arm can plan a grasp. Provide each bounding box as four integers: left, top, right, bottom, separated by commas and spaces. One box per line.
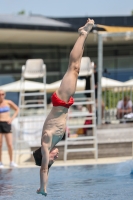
1, 150, 133, 169
1, 123, 133, 169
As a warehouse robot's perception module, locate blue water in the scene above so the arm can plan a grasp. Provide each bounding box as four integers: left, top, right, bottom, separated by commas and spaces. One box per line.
0, 161, 133, 200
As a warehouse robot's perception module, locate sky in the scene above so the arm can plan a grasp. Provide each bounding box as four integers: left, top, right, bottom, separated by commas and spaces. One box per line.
0, 0, 133, 17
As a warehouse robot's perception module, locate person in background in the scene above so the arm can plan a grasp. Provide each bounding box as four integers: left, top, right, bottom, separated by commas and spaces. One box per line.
116, 96, 132, 119
0, 90, 19, 168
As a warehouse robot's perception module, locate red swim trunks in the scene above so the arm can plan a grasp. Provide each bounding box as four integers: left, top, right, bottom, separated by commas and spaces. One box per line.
51, 92, 74, 108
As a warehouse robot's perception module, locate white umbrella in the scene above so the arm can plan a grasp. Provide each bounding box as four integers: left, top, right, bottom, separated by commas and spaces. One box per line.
0, 80, 50, 92
0, 77, 124, 93
123, 79, 133, 86
48, 77, 123, 92
47, 79, 86, 93
101, 77, 123, 88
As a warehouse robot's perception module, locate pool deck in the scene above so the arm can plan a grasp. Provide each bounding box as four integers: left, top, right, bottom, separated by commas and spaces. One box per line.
1, 150, 133, 169
1, 123, 133, 169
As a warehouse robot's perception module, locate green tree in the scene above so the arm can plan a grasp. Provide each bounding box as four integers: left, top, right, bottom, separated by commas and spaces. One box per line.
102, 89, 132, 109
18, 10, 25, 15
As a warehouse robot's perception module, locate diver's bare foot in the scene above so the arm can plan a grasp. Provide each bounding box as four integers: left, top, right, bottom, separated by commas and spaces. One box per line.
49, 148, 59, 164
78, 18, 94, 35
36, 188, 47, 196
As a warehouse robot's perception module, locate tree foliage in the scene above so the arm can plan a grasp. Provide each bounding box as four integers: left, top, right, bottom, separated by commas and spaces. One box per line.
102, 89, 133, 109
18, 10, 25, 15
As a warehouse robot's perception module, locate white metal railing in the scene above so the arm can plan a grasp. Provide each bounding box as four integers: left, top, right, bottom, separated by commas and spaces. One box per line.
14, 59, 47, 163
97, 31, 133, 125
64, 58, 98, 161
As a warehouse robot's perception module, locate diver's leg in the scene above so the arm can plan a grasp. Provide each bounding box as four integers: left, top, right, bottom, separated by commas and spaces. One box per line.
57, 18, 94, 102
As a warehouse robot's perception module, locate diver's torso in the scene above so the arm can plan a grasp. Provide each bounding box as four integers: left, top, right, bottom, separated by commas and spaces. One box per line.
42, 106, 68, 137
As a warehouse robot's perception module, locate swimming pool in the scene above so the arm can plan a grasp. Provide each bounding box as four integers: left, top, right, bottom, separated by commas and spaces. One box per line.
0, 161, 133, 200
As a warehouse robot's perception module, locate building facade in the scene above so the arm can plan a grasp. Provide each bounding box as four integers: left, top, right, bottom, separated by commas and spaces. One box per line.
0, 14, 133, 103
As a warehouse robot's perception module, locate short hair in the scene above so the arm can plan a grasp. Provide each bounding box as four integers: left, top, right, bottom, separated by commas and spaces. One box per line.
0, 90, 6, 96
123, 96, 129, 101
0, 89, 5, 93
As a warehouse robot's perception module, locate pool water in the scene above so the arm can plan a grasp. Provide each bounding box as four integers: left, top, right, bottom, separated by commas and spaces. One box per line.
0, 161, 133, 200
